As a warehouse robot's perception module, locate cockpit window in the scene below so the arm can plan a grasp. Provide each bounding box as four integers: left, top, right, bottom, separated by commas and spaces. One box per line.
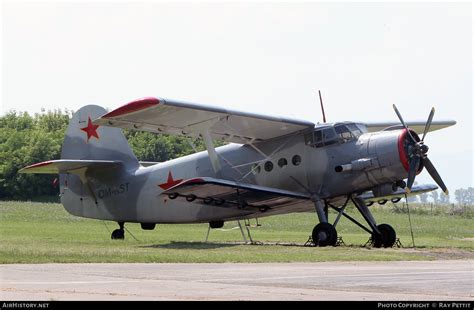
334, 123, 365, 143
335, 124, 354, 143
314, 130, 323, 147
347, 123, 363, 138
310, 127, 338, 148
322, 128, 338, 146
308, 123, 364, 148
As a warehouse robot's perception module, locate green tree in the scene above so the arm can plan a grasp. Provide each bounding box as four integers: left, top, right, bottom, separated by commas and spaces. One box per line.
419, 192, 429, 204
0, 110, 223, 200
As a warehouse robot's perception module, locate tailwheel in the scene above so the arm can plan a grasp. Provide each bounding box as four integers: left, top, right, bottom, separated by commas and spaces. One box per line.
111, 222, 125, 240
111, 229, 124, 240
312, 223, 338, 247
372, 224, 396, 248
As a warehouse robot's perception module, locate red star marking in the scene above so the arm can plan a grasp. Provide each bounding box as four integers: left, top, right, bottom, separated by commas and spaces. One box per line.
158, 171, 183, 190
80, 117, 100, 142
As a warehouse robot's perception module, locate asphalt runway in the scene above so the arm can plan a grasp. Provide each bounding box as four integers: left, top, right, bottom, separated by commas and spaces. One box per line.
1, 260, 472, 300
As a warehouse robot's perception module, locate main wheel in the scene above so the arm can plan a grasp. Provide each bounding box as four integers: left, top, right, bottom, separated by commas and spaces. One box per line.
312, 223, 338, 247
111, 229, 125, 240
209, 221, 224, 229
372, 224, 396, 248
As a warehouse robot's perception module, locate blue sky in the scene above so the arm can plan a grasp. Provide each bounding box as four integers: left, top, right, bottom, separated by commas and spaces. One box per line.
2, 1, 472, 192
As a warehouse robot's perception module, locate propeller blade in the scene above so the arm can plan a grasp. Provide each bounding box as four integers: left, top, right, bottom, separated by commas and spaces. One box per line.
406, 156, 420, 192
421, 107, 435, 142
392, 104, 417, 143
424, 157, 449, 195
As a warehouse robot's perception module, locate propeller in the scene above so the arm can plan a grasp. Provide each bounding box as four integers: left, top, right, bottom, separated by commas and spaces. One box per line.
392, 104, 449, 195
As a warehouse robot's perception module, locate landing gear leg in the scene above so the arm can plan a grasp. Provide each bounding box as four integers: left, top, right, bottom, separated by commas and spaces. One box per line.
311, 197, 337, 247
351, 197, 396, 248
111, 222, 125, 240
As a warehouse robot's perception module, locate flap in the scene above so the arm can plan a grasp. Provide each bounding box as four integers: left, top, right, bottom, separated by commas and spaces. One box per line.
93, 97, 315, 144
19, 160, 122, 174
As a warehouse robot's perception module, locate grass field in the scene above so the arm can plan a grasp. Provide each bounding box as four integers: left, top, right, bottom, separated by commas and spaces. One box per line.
0, 200, 472, 263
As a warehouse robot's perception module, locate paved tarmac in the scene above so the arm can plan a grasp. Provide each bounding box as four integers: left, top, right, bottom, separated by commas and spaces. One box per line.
0, 260, 472, 300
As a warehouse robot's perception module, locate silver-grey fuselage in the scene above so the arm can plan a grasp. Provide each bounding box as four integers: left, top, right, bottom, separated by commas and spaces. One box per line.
60, 123, 407, 224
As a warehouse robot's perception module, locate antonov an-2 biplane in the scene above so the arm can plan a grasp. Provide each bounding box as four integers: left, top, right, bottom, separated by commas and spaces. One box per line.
20, 96, 455, 247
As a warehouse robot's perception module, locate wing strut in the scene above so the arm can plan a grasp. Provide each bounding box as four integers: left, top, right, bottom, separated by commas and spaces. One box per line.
185, 117, 222, 175
200, 128, 222, 175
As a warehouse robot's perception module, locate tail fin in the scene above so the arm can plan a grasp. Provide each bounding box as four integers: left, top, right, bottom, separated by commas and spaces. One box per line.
18, 105, 138, 220
61, 105, 139, 168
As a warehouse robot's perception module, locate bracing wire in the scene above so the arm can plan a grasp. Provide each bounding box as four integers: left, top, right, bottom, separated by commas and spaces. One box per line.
124, 226, 139, 241
405, 193, 416, 247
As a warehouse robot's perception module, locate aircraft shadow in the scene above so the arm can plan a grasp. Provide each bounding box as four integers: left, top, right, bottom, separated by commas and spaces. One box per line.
142, 241, 241, 250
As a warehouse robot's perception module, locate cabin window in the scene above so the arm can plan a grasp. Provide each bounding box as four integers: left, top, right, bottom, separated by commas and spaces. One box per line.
278, 158, 288, 168
264, 161, 274, 172
292, 155, 302, 166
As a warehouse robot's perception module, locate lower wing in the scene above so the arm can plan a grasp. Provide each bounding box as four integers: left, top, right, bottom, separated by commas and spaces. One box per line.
161, 177, 311, 213
358, 184, 438, 205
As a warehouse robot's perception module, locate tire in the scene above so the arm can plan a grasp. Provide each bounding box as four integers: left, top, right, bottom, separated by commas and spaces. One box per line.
140, 223, 156, 230
312, 223, 338, 247
209, 221, 224, 229
372, 224, 396, 248
111, 229, 125, 240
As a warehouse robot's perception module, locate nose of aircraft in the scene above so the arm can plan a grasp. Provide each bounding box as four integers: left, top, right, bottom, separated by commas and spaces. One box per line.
397, 128, 423, 174
393, 105, 449, 194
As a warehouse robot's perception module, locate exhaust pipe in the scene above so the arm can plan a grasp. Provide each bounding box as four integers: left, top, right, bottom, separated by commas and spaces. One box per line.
335, 158, 375, 173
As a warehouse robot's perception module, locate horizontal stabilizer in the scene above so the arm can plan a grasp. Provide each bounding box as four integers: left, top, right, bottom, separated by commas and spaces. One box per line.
139, 161, 161, 167
19, 160, 122, 174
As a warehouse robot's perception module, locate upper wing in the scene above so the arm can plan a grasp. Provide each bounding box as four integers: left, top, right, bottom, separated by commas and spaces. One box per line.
93, 97, 315, 143
358, 184, 438, 204
19, 159, 122, 174
365, 120, 456, 134
162, 177, 312, 213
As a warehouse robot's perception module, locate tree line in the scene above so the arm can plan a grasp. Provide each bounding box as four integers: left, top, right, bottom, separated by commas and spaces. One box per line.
1, 110, 472, 204
413, 187, 474, 205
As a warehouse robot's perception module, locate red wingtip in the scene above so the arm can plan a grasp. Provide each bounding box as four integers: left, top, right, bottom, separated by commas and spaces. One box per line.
24, 161, 53, 169
102, 97, 160, 118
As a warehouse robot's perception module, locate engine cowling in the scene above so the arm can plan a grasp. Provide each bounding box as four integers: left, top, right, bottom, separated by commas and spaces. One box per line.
362, 128, 422, 186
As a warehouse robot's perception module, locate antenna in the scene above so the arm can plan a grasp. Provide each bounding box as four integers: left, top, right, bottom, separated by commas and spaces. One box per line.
318, 90, 327, 123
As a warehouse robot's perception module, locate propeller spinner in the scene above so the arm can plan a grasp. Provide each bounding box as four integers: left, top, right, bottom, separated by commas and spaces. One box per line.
393, 104, 449, 195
